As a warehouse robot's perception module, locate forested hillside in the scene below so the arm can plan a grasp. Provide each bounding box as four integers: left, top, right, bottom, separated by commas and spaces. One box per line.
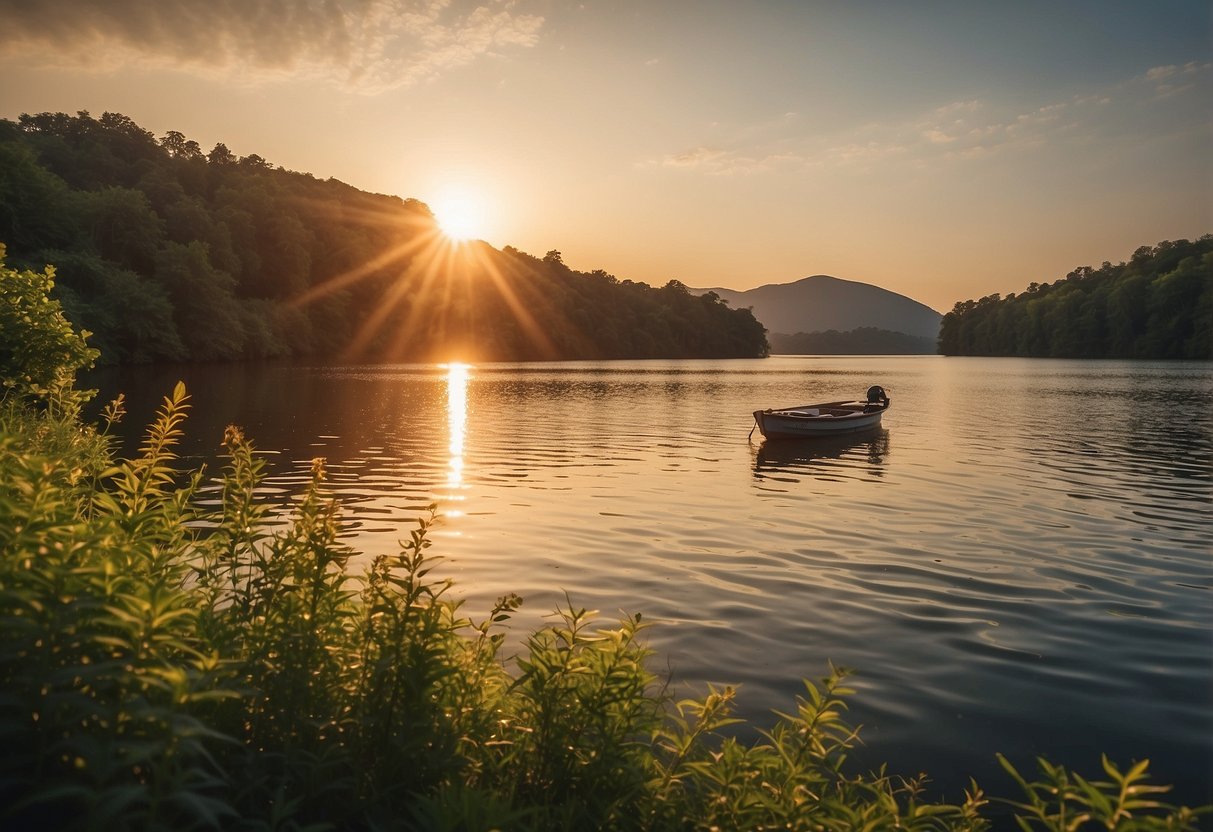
938, 238, 1212, 359
0, 111, 768, 363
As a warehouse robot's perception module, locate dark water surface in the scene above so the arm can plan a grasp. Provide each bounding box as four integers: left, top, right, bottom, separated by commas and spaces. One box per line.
91, 356, 1213, 806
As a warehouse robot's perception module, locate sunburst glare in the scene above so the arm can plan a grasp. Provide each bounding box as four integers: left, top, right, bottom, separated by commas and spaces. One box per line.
432, 189, 487, 242
288, 194, 555, 363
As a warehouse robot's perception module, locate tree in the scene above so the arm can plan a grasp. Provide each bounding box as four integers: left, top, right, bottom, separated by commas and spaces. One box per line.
208, 142, 236, 166
160, 130, 203, 160
239, 154, 272, 170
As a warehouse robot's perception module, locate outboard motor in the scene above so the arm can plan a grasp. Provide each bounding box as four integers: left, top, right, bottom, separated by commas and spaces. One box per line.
866, 385, 889, 409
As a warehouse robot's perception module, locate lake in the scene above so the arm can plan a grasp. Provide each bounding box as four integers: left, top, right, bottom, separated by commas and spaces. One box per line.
90, 356, 1213, 808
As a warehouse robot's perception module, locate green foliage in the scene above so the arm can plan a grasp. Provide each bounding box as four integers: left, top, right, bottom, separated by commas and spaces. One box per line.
0, 243, 99, 402
0, 137, 81, 252
40, 248, 185, 363
154, 241, 245, 360
0, 111, 768, 363
938, 239, 1213, 359
996, 754, 1205, 831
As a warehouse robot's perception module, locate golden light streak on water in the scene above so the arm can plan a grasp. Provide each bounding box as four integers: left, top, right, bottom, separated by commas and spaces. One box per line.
446, 363, 470, 497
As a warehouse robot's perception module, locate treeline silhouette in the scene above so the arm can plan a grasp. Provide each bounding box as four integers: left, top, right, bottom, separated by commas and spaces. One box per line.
938, 238, 1211, 359
770, 327, 935, 355
0, 111, 768, 363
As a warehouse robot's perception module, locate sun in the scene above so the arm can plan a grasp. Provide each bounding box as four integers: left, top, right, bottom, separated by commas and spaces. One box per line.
431, 188, 488, 242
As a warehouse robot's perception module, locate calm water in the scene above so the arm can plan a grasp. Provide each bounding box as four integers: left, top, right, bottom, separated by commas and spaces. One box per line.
92, 356, 1213, 807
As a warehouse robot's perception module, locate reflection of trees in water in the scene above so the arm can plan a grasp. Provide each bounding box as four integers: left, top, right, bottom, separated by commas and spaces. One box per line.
752, 429, 890, 482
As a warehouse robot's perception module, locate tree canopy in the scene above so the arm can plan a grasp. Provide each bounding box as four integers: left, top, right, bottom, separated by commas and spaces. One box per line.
937, 238, 1212, 359
0, 111, 768, 364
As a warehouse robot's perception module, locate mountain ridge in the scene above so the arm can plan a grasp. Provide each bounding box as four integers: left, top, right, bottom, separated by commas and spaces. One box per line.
693, 274, 942, 341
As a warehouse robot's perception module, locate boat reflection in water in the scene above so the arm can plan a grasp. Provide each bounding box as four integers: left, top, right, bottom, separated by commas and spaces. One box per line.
752, 429, 890, 484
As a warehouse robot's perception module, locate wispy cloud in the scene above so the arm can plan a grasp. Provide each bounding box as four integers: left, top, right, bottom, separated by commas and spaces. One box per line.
1142, 60, 1211, 98
905, 98, 1076, 159
0, 0, 544, 92
654, 145, 802, 176
662, 147, 727, 168
652, 62, 1211, 176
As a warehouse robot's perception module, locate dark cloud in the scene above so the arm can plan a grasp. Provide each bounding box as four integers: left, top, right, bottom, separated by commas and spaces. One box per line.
0, 0, 543, 90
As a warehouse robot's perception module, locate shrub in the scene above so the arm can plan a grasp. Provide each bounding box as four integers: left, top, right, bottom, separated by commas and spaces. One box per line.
0, 243, 98, 405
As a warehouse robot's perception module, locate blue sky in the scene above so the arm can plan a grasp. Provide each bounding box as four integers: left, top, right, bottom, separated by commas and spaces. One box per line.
0, 0, 1208, 310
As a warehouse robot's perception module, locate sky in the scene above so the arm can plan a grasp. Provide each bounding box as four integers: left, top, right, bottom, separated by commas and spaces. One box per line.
0, 0, 1209, 312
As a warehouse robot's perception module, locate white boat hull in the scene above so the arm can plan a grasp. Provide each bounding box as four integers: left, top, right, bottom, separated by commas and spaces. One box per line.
753, 400, 888, 440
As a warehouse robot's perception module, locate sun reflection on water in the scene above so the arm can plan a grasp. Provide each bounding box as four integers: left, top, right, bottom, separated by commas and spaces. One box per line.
445, 363, 470, 510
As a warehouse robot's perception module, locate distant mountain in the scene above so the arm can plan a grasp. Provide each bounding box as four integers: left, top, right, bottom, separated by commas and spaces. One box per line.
695, 275, 942, 341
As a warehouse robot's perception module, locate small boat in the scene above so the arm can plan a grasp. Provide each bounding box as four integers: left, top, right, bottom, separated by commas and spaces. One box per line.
752, 386, 890, 440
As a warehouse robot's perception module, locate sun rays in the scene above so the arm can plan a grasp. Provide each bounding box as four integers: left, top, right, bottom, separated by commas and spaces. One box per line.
287, 197, 555, 363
